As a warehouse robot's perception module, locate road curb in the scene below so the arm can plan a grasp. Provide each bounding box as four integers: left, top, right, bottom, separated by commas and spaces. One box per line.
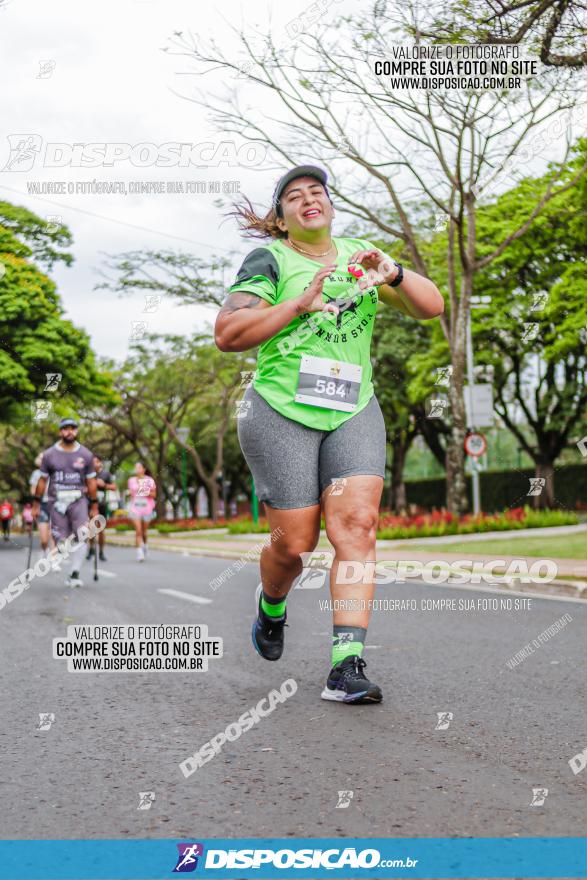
105, 536, 587, 600
107, 536, 255, 561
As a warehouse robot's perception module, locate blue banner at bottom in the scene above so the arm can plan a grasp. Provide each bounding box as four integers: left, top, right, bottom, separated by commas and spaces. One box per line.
1, 837, 586, 879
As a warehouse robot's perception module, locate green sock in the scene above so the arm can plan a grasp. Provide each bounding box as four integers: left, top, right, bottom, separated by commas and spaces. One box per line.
261, 591, 286, 618
332, 625, 367, 667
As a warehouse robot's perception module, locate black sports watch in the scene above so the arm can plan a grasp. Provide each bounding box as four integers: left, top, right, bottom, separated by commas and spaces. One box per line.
389, 262, 403, 287
88, 497, 98, 504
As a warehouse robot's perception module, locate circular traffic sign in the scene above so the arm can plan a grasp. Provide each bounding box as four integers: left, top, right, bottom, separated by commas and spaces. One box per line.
464, 432, 487, 458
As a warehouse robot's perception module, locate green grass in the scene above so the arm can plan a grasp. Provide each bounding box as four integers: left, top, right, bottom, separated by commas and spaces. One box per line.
400, 532, 587, 560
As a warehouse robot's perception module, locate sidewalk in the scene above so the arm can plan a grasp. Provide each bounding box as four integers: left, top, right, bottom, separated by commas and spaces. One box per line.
106, 525, 587, 591
378, 522, 587, 546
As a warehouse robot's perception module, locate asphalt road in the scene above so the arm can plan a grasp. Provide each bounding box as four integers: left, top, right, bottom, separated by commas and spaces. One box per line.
1, 534, 586, 841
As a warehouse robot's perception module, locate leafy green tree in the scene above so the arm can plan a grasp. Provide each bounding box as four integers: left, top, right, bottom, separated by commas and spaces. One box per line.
371, 302, 448, 511
408, 140, 587, 509
0, 201, 112, 423
366, 232, 451, 509
160, 340, 254, 520
472, 139, 587, 507
87, 335, 253, 519
174, 3, 586, 513
0, 200, 74, 270
0, 421, 57, 500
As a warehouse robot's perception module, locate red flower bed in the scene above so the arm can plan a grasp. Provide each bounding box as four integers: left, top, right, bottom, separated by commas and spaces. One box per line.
155, 515, 256, 532
106, 516, 133, 528
107, 515, 252, 529
158, 517, 229, 529
379, 509, 456, 529
378, 506, 529, 530
376, 505, 576, 539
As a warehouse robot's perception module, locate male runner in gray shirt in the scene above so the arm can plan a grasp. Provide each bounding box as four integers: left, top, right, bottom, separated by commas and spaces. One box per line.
32, 417, 98, 587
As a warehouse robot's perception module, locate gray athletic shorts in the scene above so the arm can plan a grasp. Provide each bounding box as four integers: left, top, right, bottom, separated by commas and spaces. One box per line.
237, 386, 386, 509
48, 496, 89, 542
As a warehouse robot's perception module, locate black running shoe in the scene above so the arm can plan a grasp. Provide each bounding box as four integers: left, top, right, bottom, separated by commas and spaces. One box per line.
86, 546, 94, 559
99, 551, 106, 562
251, 584, 287, 661
321, 655, 382, 703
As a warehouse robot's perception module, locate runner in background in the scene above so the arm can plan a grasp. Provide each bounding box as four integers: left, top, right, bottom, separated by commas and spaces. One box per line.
21, 502, 34, 537
87, 456, 116, 562
127, 463, 156, 562
0, 499, 14, 541
32, 417, 98, 588
29, 453, 54, 556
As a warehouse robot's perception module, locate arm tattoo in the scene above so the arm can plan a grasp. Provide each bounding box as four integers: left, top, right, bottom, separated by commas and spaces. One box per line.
219, 292, 264, 316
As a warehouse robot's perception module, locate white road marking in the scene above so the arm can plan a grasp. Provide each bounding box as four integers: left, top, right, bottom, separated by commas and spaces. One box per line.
96, 569, 117, 578
157, 588, 212, 605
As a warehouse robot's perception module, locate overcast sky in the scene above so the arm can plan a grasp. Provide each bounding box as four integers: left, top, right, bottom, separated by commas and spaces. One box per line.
2, 0, 584, 364
0, 0, 357, 360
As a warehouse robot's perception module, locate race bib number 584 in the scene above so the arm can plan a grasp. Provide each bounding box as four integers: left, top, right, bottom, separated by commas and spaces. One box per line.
295, 355, 362, 412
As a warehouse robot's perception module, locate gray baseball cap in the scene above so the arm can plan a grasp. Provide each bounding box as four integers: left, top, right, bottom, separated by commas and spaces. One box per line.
272, 165, 329, 215
59, 417, 78, 428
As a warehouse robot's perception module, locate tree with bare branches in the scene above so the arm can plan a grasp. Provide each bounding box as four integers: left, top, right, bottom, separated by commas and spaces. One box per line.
95, 249, 231, 307
84, 335, 253, 520
424, 0, 587, 69
164, 4, 586, 512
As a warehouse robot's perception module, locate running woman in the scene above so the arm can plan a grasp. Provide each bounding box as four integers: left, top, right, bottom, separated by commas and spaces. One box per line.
32, 418, 98, 588
87, 456, 116, 561
21, 502, 34, 536
30, 453, 54, 556
215, 165, 444, 704
127, 463, 156, 562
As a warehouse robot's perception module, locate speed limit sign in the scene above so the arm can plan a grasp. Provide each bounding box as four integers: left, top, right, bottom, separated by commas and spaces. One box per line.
464, 432, 487, 458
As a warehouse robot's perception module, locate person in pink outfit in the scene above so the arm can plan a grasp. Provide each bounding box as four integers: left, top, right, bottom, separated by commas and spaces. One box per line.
127, 463, 157, 562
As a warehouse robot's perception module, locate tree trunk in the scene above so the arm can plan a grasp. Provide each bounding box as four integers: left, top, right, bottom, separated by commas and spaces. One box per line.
446, 302, 469, 515
390, 435, 408, 515
150, 470, 166, 520
206, 479, 220, 521
418, 405, 448, 467
533, 459, 555, 509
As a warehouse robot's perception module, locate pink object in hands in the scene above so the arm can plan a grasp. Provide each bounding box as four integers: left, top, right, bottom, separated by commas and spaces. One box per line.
348, 263, 365, 279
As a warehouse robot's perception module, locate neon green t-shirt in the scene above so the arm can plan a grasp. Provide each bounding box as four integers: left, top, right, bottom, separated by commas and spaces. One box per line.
229, 236, 381, 431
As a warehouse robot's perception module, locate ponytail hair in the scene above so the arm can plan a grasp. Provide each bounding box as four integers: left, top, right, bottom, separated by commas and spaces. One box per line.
226, 196, 287, 240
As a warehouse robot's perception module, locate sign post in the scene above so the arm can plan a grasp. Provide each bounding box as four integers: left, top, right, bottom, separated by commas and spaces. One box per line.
466, 312, 481, 514
466, 298, 494, 515
464, 432, 487, 459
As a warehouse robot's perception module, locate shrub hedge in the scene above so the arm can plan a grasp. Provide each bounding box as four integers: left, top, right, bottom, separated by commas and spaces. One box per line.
405, 464, 587, 513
